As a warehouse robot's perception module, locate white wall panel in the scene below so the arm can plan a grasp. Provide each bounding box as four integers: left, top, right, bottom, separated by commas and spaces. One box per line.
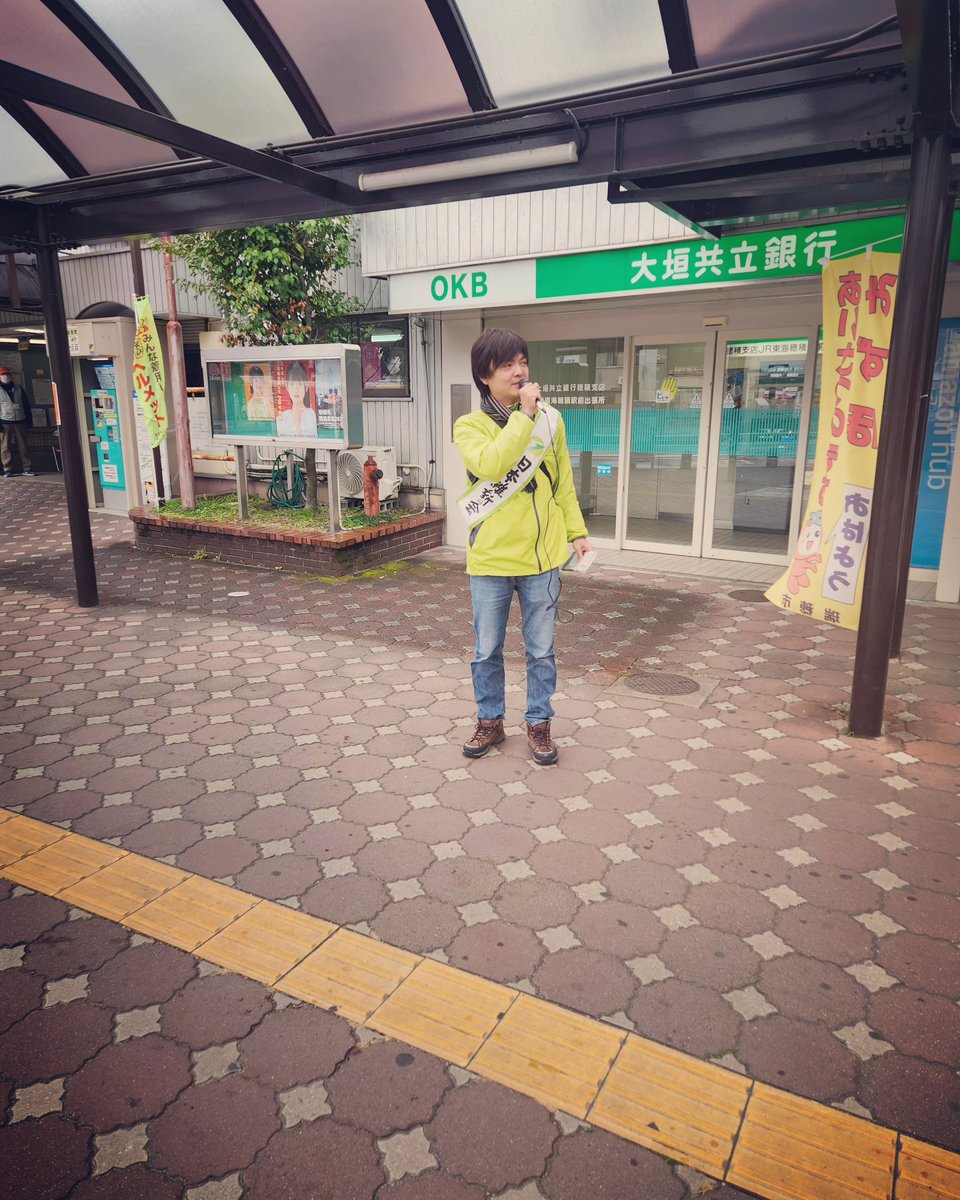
361, 185, 694, 277
360, 315, 442, 491
60, 244, 220, 321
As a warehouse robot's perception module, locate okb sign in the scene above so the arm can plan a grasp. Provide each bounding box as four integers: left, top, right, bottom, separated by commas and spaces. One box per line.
388, 211, 960, 314
390, 259, 536, 312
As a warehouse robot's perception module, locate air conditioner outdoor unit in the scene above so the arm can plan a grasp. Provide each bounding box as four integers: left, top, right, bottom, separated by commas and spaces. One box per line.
337, 446, 400, 500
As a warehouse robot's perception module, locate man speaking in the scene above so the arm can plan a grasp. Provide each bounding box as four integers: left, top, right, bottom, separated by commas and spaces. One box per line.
454, 329, 592, 766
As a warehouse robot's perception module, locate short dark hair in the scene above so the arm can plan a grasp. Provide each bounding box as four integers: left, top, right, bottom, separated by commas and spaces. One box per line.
471, 328, 528, 398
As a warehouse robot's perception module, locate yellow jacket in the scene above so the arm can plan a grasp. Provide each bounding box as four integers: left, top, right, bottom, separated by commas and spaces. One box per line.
453, 406, 588, 576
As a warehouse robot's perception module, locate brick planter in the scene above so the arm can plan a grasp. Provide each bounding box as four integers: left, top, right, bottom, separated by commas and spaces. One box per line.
130, 505, 446, 577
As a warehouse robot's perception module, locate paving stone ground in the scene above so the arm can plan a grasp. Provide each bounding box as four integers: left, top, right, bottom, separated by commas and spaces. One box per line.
1, 881, 754, 1200
2, 475, 959, 1192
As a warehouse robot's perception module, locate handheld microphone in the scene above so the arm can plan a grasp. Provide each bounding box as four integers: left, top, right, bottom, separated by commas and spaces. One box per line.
519, 379, 541, 409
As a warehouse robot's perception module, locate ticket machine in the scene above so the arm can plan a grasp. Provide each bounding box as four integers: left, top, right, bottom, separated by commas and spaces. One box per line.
68, 317, 178, 513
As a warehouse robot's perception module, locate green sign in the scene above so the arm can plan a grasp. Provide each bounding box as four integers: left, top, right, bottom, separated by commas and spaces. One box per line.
537, 212, 960, 302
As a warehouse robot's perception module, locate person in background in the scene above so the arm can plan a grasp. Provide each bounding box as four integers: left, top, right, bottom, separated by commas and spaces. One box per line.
0, 370, 34, 478
454, 328, 592, 766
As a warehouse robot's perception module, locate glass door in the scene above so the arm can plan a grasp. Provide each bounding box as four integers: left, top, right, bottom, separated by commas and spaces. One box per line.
623, 339, 712, 550
705, 336, 810, 559
526, 337, 624, 542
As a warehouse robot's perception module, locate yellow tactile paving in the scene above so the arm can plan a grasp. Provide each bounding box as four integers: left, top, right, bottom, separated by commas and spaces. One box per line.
1, 834, 127, 894
590, 1033, 751, 1177
197, 901, 336, 985
727, 1083, 897, 1200
120, 874, 257, 950
58, 854, 189, 921
0, 812, 69, 866
276, 928, 419, 1023
469, 993, 625, 1119
368, 959, 518, 1067
5, 813, 960, 1200
897, 1137, 960, 1199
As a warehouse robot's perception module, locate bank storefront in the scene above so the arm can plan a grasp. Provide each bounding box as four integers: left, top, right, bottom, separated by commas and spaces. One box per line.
388, 213, 960, 595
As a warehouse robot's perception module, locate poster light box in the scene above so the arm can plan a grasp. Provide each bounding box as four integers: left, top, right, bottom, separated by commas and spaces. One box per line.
201, 344, 364, 450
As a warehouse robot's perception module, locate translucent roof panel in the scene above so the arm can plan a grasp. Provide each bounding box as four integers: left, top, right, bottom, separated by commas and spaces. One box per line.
0, 108, 68, 189
80, 0, 310, 149
4, 0, 137, 104
686, 0, 899, 68
257, 0, 472, 135
30, 106, 176, 175
3, 0, 177, 177
455, 0, 670, 108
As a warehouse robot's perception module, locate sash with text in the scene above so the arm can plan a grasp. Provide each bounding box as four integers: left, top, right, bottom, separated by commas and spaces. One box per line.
458, 405, 559, 529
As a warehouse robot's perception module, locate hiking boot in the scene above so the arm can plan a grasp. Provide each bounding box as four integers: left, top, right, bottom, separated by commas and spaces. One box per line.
526, 720, 558, 766
462, 718, 505, 758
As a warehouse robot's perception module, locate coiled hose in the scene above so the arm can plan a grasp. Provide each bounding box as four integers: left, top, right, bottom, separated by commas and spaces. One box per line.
266, 453, 306, 509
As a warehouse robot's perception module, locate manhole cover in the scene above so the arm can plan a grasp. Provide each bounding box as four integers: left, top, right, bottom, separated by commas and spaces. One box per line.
625, 672, 700, 696
728, 588, 769, 603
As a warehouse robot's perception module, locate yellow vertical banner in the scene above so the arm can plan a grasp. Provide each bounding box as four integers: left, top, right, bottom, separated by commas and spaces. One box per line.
133, 295, 167, 449
765, 251, 899, 629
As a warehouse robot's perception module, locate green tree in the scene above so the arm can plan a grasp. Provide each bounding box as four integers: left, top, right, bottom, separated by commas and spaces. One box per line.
158, 218, 359, 346
158, 218, 360, 512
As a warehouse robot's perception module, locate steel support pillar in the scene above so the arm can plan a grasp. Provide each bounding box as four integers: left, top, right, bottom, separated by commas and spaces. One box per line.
34, 216, 99, 607
889, 191, 954, 657
849, 129, 953, 736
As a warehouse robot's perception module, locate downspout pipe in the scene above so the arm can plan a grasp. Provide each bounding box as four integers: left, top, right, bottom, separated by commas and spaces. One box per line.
161, 241, 195, 511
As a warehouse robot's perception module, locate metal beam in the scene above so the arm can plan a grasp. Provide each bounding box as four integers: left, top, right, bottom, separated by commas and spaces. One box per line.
657, 0, 698, 72
4, 41, 922, 244
896, 0, 957, 123
219, 0, 334, 136
424, 0, 496, 111
642, 182, 914, 226
0, 60, 361, 205
0, 198, 47, 251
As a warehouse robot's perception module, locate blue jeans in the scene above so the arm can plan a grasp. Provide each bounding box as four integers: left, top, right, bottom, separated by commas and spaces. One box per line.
470, 569, 560, 725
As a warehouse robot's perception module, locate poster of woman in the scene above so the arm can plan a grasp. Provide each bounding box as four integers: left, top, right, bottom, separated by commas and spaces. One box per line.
244, 364, 274, 421
275, 361, 318, 439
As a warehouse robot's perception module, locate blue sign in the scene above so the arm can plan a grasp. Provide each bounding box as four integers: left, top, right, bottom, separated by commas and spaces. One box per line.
597, 462, 613, 477
911, 319, 960, 568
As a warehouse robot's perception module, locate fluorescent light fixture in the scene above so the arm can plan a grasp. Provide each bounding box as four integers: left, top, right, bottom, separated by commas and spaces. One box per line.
370, 329, 403, 343
15, 326, 43, 334
0, 337, 20, 344
358, 141, 579, 192
29, 338, 47, 345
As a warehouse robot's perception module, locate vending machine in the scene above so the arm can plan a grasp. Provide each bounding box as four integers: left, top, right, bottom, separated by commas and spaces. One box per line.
68, 318, 178, 513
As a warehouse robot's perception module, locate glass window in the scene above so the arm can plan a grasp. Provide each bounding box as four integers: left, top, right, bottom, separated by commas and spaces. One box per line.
349, 316, 411, 399
526, 337, 624, 540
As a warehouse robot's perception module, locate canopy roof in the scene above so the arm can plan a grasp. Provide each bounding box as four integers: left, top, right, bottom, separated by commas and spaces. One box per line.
0, 1, 955, 251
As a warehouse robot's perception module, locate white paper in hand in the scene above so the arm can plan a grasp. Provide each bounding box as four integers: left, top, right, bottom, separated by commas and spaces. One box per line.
564, 549, 597, 573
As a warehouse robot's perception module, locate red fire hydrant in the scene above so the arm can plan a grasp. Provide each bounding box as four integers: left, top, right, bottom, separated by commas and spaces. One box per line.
363, 454, 383, 516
